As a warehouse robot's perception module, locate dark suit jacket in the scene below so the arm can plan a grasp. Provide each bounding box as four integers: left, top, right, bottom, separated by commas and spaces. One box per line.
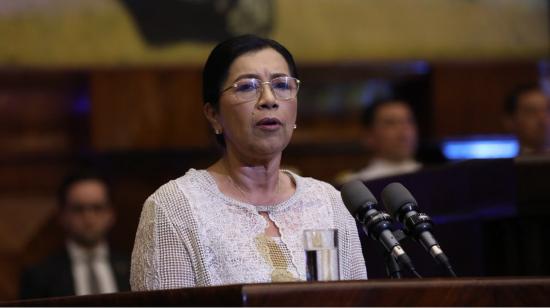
19, 246, 130, 299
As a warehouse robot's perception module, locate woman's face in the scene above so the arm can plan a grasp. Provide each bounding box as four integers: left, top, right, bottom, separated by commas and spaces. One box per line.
207, 48, 298, 160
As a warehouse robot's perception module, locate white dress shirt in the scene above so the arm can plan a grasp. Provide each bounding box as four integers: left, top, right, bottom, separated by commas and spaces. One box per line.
340, 158, 422, 183
66, 240, 118, 295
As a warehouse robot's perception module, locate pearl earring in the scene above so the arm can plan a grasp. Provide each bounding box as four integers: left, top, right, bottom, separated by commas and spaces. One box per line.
215, 129, 222, 135
293, 124, 297, 129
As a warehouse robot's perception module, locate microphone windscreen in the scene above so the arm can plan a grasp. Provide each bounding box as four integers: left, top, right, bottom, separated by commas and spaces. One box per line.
381, 182, 417, 216
340, 180, 377, 215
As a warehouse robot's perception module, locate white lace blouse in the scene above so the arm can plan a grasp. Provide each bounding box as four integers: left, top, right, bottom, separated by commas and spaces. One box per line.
130, 169, 367, 291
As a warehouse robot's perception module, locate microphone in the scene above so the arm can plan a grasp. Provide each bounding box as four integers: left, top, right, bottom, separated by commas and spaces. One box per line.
341, 181, 418, 277
381, 182, 457, 277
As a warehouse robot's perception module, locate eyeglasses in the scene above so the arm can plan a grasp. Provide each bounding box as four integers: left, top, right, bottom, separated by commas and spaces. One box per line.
221, 76, 300, 102
66, 203, 110, 214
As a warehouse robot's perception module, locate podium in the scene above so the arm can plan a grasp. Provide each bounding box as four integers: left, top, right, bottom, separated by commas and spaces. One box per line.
357, 158, 550, 278
3, 277, 550, 306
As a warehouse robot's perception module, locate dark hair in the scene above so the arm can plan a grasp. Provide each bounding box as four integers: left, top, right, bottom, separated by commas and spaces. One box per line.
504, 83, 542, 115
202, 35, 299, 146
361, 97, 412, 128
57, 169, 113, 209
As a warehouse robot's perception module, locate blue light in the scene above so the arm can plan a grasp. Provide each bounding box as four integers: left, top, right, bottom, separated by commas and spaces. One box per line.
442, 136, 519, 160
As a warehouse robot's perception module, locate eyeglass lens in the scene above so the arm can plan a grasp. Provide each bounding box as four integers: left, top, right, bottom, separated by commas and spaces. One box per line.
233, 77, 299, 101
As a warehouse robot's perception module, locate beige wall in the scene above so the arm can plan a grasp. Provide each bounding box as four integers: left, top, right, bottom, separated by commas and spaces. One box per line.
0, 0, 548, 68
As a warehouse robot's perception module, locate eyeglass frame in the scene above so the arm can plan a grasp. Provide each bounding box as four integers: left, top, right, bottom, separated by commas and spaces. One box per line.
64, 202, 112, 215
220, 76, 301, 102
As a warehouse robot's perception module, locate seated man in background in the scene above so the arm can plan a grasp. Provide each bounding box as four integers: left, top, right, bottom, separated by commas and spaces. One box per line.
19, 170, 130, 299
504, 84, 550, 156
336, 98, 422, 184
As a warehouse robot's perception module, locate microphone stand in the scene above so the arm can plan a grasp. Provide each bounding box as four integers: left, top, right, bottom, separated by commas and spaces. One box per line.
385, 254, 402, 278
384, 229, 407, 279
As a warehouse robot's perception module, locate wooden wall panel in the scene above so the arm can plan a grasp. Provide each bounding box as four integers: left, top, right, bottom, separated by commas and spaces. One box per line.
90, 69, 211, 151
0, 72, 88, 157
431, 61, 540, 138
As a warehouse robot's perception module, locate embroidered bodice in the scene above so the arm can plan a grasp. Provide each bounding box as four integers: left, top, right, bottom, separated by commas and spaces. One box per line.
130, 169, 367, 290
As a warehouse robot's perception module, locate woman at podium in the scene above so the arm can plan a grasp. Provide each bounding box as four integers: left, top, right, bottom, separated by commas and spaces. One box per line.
130, 35, 367, 290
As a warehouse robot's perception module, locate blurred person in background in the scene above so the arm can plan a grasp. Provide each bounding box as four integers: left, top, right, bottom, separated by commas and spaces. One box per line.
504, 84, 550, 156
336, 98, 421, 184
19, 170, 130, 299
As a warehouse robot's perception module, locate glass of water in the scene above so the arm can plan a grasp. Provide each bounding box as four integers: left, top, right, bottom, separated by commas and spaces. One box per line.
304, 229, 340, 281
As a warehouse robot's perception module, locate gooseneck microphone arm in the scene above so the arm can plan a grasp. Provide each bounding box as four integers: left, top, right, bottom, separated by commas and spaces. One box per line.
381, 182, 457, 277
341, 181, 420, 278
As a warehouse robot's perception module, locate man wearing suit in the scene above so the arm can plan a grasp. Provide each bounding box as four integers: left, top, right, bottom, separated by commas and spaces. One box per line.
19, 170, 130, 299
336, 98, 422, 184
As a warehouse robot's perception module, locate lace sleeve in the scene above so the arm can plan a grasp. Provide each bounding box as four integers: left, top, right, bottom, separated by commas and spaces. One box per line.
130, 197, 196, 290
325, 183, 368, 280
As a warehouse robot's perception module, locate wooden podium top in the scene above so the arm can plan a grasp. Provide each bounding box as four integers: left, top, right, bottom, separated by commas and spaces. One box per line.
4, 277, 550, 306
